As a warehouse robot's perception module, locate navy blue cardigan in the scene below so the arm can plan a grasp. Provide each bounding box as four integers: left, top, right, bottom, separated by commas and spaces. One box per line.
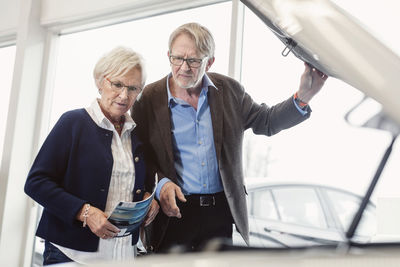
24, 109, 147, 252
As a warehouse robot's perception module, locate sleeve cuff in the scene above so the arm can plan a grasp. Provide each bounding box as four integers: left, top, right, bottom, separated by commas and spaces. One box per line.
292, 95, 309, 116
155, 177, 171, 200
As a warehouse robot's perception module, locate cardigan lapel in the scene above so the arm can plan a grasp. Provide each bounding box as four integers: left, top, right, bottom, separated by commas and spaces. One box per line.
151, 78, 175, 164
208, 77, 224, 162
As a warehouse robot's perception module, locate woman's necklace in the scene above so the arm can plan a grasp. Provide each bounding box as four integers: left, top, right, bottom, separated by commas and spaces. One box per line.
97, 101, 125, 133
112, 116, 125, 132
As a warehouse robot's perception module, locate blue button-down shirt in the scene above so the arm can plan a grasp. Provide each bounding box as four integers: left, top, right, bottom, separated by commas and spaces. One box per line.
156, 74, 223, 198
155, 74, 308, 199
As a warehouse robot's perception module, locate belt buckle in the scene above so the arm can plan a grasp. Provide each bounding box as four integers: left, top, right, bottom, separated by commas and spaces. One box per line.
200, 195, 215, 207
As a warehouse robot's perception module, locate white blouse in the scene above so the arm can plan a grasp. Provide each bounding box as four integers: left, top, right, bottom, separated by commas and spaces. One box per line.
53, 99, 137, 264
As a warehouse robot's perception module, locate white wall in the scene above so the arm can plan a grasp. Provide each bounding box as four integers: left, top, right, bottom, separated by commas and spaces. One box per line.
0, 0, 225, 43
0, 0, 20, 44
41, 0, 225, 33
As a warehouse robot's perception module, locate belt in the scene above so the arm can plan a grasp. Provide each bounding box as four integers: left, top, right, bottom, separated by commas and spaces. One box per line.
184, 191, 226, 207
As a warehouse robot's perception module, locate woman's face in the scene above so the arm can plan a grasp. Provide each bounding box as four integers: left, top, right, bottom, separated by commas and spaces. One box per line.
98, 67, 142, 122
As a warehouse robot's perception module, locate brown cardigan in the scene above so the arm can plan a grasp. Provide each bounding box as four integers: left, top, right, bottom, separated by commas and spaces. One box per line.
131, 72, 310, 251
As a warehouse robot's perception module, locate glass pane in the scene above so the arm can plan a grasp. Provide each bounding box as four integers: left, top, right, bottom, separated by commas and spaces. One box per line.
0, 45, 16, 164
252, 189, 278, 220
327, 189, 376, 237
241, 4, 397, 222
50, 2, 232, 129
34, 3, 232, 260
273, 187, 327, 229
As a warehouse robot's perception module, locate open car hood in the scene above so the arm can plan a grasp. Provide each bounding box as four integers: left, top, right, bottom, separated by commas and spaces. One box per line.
241, 0, 400, 126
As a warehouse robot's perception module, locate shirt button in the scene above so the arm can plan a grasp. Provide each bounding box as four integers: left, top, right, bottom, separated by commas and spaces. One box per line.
198, 140, 202, 145
134, 157, 139, 162
203, 184, 207, 188
201, 162, 205, 166
136, 189, 142, 194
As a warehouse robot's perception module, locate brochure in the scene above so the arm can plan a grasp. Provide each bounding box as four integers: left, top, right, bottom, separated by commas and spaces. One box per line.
108, 175, 157, 237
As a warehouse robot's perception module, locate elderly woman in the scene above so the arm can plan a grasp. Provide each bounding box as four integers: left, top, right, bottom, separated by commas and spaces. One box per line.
24, 46, 159, 265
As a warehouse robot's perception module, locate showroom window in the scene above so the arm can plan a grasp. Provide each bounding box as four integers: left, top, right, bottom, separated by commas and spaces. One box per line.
49, 2, 232, 129
32, 3, 232, 262
240, 4, 398, 203
0, 45, 16, 166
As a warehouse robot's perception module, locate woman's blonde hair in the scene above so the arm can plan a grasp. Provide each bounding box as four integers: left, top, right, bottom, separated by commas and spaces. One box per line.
93, 46, 146, 89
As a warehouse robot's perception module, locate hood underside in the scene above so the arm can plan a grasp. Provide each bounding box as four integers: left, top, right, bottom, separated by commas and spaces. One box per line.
241, 0, 400, 126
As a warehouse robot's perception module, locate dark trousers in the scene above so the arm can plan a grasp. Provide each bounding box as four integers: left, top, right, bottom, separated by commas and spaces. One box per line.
159, 191, 233, 252
43, 240, 73, 266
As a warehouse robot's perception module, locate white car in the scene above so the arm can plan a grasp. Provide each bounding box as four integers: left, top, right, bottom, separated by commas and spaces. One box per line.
233, 179, 376, 248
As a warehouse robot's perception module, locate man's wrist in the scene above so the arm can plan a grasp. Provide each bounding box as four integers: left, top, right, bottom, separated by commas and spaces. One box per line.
294, 92, 308, 109
156, 178, 171, 200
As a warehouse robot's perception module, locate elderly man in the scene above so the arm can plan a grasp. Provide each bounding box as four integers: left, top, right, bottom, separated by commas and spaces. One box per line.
131, 22, 327, 253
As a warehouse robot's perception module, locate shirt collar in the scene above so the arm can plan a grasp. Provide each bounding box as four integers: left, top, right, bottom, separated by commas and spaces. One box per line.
87, 99, 136, 133
166, 73, 218, 108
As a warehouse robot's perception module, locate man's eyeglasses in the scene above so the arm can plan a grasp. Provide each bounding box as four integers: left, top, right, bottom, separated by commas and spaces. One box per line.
105, 77, 142, 94
169, 55, 207, 68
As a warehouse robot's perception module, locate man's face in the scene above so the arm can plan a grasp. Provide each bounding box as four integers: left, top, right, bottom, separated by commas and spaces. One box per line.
169, 33, 212, 90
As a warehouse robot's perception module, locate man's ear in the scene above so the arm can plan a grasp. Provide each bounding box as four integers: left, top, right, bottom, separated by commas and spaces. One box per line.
205, 57, 215, 72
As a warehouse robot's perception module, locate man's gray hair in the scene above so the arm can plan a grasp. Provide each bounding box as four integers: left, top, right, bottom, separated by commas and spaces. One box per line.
168, 23, 215, 58
93, 46, 146, 89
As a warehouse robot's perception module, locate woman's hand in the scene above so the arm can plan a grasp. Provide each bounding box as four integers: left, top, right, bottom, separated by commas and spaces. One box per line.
77, 204, 120, 239
143, 192, 160, 227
